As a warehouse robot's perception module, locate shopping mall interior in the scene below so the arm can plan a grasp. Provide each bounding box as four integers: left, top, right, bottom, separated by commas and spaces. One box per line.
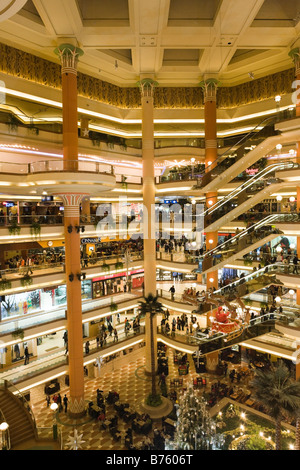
1, 0, 300, 452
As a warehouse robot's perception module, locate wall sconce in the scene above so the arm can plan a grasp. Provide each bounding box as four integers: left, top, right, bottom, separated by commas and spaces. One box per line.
67, 225, 73, 233
69, 273, 74, 282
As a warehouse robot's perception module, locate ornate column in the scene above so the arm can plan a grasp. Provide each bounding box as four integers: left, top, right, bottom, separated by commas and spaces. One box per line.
56, 193, 87, 417
54, 43, 86, 418
54, 43, 83, 171
139, 78, 158, 374
200, 78, 220, 292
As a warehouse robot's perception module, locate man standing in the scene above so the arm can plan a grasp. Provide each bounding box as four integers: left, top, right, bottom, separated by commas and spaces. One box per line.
63, 394, 68, 413
293, 255, 299, 274
24, 345, 30, 365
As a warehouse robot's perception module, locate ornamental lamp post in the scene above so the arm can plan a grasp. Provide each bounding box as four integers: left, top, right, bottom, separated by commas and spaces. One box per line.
50, 402, 58, 440
0, 422, 9, 450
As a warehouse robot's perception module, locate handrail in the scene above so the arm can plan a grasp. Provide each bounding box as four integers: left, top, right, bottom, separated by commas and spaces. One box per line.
198, 213, 300, 273
157, 312, 292, 354
0, 160, 114, 175
29, 160, 114, 175
1, 326, 145, 387
204, 214, 283, 258
201, 214, 291, 261
202, 159, 298, 220
214, 263, 283, 295
197, 115, 278, 184
0, 379, 37, 439
0, 250, 144, 276
0, 291, 143, 335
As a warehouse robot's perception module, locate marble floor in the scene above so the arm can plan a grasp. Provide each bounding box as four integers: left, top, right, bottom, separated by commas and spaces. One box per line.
24, 345, 255, 451
26, 347, 197, 450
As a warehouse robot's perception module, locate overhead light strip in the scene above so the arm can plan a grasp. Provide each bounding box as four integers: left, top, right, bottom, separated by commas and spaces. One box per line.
0, 86, 294, 129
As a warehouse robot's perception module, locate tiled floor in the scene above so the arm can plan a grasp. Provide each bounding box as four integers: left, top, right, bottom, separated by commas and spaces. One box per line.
28, 347, 200, 450
26, 344, 255, 451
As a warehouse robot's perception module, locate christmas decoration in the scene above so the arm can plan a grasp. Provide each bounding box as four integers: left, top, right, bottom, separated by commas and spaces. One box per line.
171, 384, 225, 450
65, 428, 85, 450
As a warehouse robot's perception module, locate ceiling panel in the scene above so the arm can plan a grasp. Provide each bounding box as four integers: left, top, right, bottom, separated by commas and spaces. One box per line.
76, 0, 130, 25
252, 0, 300, 26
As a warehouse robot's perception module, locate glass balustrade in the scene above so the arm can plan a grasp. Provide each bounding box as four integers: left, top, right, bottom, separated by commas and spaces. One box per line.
199, 213, 300, 273
0, 291, 143, 335
0, 325, 145, 386
156, 251, 199, 265
157, 312, 294, 354
0, 160, 114, 175
214, 263, 298, 301
0, 251, 143, 280
202, 159, 299, 228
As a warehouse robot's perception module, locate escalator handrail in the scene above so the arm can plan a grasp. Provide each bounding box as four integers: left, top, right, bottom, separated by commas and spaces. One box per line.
199, 115, 278, 179
201, 159, 297, 219
202, 217, 280, 260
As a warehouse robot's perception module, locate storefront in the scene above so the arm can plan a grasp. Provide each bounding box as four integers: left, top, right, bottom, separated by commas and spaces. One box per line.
92, 268, 144, 299
156, 268, 197, 282
0, 280, 92, 320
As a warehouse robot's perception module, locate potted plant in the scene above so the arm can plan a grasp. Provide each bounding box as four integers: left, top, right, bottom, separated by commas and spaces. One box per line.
110, 302, 118, 313
21, 273, 33, 287
12, 328, 24, 340
115, 261, 124, 270
102, 263, 110, 273
0, 278, 12, 291
8, 219, 21, 236
30, 221, 41, 237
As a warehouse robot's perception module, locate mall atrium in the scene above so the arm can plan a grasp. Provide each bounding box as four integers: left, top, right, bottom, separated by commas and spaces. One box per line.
0, 0, 300, 452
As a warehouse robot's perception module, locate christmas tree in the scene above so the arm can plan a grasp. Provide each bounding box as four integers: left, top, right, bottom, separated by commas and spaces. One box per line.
172, 384, 224, 450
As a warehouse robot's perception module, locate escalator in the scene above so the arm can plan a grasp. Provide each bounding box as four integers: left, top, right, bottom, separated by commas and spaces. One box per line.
197, 316, 277, 355
214, 264, 285, 300
202, 160, 298, 232
195, 108, 300, 192
199, 213, 300, 274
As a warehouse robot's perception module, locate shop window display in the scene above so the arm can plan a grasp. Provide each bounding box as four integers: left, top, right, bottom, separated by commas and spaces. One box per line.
0, 280, 92, 319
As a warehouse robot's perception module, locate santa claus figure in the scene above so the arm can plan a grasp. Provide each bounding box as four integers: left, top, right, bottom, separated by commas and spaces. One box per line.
216, 305, 230, 324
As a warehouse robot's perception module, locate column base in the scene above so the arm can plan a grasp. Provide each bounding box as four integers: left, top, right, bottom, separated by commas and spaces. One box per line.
139, 397, 173, 421
67, 409, 87, 419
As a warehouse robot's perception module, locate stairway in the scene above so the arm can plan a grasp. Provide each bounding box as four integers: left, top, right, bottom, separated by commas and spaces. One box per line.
0, 388, 37, 448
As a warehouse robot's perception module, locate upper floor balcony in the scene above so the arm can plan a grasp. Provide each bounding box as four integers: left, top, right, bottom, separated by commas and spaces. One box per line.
0, 159, 115, 197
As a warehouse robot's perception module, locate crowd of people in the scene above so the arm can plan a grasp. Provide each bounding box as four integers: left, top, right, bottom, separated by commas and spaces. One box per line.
2, 250, 64, 272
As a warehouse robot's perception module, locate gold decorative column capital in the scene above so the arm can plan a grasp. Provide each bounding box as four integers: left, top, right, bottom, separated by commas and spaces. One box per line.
54, 43, 84, 75
137, 78, 158, 98
199, 78, 220, 103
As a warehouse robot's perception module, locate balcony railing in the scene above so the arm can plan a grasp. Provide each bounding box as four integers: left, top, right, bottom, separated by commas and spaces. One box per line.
0, 160, 114, 175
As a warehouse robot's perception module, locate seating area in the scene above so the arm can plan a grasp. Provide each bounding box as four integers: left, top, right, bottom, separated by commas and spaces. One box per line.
87, 389, 153, 445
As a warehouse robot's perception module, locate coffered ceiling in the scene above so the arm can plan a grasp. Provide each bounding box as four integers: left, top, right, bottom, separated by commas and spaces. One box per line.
0, 0, 300, 87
